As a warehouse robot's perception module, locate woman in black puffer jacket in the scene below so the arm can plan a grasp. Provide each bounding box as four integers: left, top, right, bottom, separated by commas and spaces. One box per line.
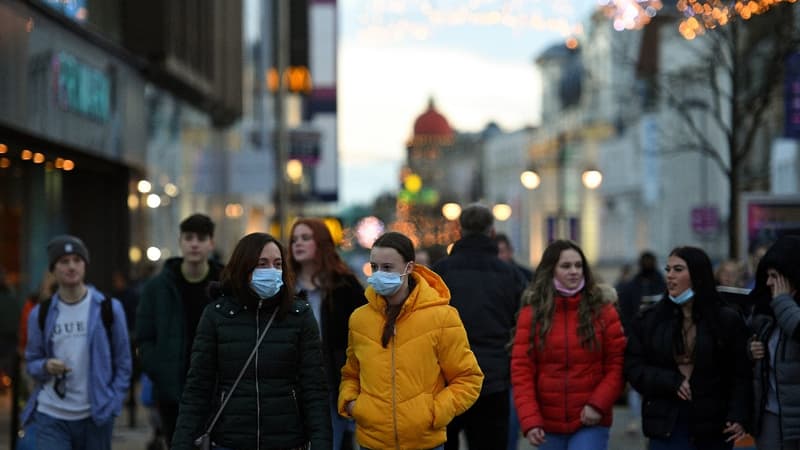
624, 246, 752, 450
172, 232, 331, 450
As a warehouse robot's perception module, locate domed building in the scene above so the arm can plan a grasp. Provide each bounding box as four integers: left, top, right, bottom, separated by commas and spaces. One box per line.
398, 98, 487, 247
409, 98, 454, 146
406, 98, 455, 185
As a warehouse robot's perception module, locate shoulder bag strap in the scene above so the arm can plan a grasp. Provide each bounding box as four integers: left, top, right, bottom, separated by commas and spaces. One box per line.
202, 307, 278, 436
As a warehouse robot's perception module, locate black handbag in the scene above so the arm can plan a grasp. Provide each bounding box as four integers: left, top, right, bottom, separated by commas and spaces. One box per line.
194, 308, 278, 449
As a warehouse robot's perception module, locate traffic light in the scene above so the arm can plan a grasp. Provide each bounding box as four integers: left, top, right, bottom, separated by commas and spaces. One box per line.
268, 0, 311, 94
289, 0, 308, 68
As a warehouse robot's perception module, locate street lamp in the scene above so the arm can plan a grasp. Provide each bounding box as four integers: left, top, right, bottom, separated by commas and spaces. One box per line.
493, 203, 512, 221
519, 166, 603, 190
441, 202, 462, 221
518, 154, 603, 244
520, 168, 541, 190
286, 159, 303, 184
137, 180, 152, 194
581, 167, 603, 190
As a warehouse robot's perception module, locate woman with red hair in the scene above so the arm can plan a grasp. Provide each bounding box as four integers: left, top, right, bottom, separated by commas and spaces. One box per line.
288, 218, 367, 449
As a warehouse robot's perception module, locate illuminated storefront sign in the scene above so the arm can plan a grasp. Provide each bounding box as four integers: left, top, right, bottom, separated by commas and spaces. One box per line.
51, 51, 111, 122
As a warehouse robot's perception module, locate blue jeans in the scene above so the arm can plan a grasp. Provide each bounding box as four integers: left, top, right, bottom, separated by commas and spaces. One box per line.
538, 426, 610, 450
508, 389, 520, 450
332, 392, 354, 449
35, 411, 114, 450
628, 387, 642, 417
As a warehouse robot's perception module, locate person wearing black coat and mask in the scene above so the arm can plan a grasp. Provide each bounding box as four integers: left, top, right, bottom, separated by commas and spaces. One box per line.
171, 233, 331, 450
625, 246, 751, 450
749, 235, 800, 450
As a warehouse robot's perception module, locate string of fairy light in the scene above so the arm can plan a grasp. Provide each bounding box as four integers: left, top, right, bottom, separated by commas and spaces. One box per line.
355, 2, 584, 43
356, 0, 795, 43
597, 0, 663, 31
676, 0, 798, 39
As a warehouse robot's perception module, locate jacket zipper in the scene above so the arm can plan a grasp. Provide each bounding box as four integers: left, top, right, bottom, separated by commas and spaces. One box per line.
774, 327, 784, 443
392, 326, 400, 450
255, 300, 262, 450
563, 303, 569, 426
756, 321, 771, 433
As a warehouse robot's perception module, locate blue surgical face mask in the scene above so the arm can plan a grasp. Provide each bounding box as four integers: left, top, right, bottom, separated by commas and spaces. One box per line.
367, 264, 410, 297
250, 268, 284, 299
669, 287, 694, 305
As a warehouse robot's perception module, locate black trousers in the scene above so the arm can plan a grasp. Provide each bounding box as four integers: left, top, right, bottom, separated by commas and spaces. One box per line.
157, 400, 179, 447
445, 389, 509, 450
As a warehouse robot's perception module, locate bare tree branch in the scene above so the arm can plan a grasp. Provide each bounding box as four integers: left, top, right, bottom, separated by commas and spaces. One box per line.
657, 78, 732, 172
661, 142, 733, 177
734, 25, 800, 162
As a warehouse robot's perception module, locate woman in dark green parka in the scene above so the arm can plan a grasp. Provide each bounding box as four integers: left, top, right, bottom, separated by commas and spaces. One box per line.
172, 232, 331, 450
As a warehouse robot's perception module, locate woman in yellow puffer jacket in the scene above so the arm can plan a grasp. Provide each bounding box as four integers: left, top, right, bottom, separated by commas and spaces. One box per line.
338, 231, 484, 450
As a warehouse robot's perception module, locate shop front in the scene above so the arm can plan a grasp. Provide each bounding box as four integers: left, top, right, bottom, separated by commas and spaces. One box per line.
0, 0, 147, 295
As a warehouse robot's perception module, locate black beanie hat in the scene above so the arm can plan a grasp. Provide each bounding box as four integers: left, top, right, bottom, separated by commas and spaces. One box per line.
47, 235, 90, 270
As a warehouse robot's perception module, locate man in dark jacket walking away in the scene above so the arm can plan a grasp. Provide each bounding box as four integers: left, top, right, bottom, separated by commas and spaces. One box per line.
618, 251, 666, 331
617, 251, 666, 435
135, 214, 223, 445
433, 204, 526, 450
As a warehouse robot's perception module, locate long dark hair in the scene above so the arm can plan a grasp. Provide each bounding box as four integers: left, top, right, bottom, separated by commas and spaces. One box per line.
665, 246, 724, 355
219, 232, 295, 316
521, 240, 603, 350
288, 218, 355, 295
372, 232, 415, 348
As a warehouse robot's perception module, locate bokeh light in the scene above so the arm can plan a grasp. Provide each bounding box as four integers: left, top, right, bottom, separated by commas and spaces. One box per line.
355, 216, 385, 248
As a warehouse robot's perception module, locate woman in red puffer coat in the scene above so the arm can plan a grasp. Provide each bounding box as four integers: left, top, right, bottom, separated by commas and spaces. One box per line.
510, 239, 626, 450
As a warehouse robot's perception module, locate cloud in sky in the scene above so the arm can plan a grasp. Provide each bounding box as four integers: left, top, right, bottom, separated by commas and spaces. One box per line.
336, 1, 603, 207
340, 44, 541, 160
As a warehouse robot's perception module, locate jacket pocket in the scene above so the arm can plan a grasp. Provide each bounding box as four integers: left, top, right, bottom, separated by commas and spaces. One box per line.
350, 395, 364, 424
641, 398, 676, 439
430, 393, 449, 430
396, 393, 436, 435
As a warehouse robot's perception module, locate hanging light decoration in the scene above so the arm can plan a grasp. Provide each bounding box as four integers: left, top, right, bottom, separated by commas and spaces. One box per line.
676, 0, 797, 39
598, 0, 664, 31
